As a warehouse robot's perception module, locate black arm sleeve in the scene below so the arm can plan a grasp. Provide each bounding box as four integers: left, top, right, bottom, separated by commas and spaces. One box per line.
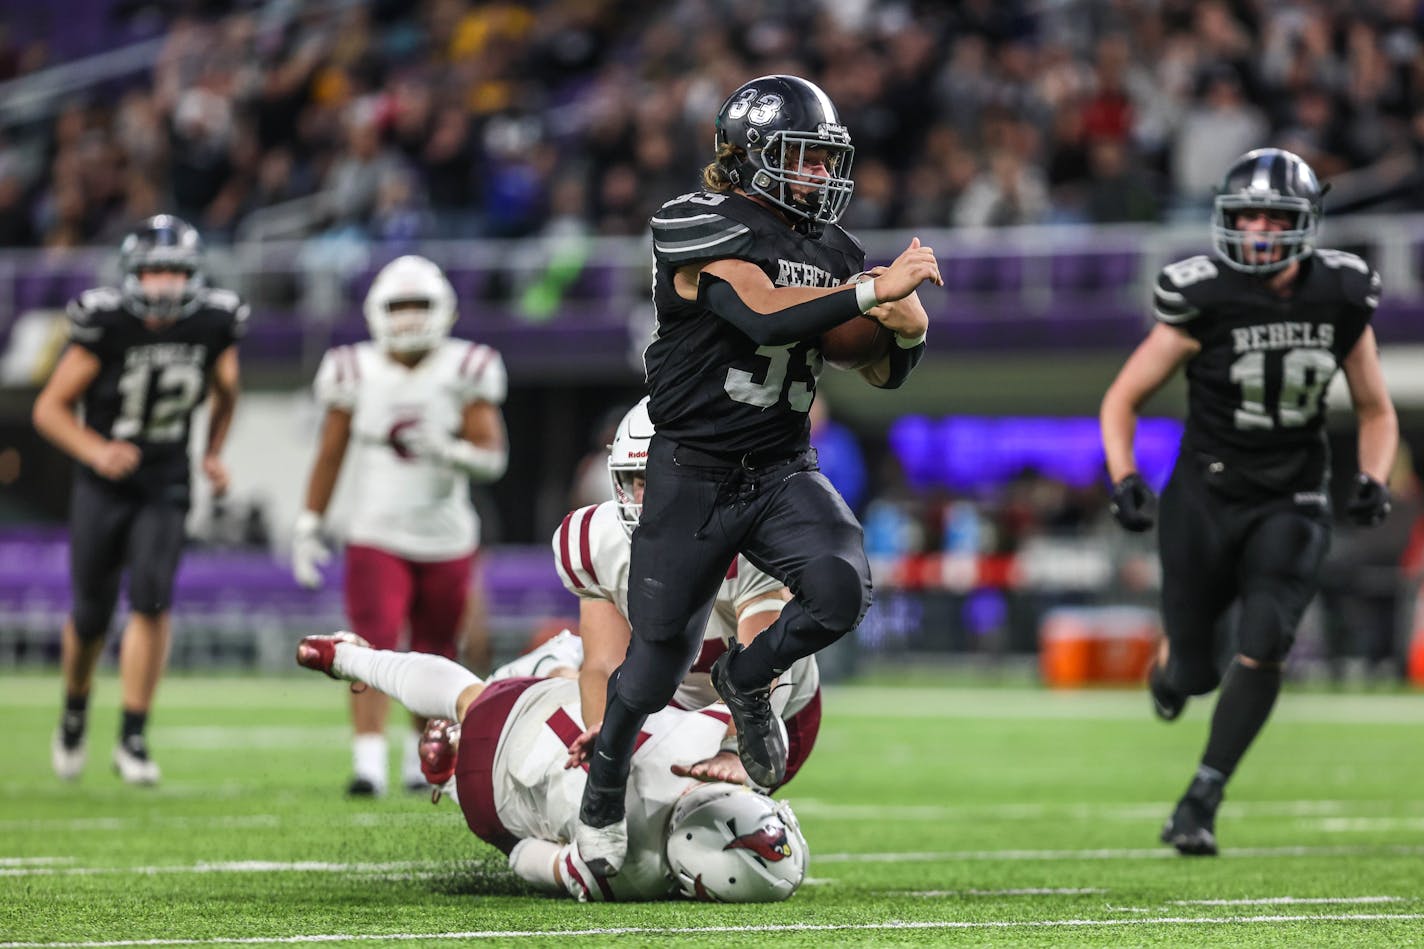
870, 338, 926, 389
698, 274, 862, 346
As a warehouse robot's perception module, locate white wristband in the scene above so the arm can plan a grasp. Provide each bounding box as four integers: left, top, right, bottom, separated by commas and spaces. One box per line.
719, 733, 740, 755
294, 510, 323, 535
440, 440, 509, 482
895, 330, 927, 349
854, 279, 880, 313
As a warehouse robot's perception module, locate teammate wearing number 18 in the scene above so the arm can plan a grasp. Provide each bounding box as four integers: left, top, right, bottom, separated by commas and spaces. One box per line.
32, 215, 245, 785
574, 74, 942, 875
1100, 149, 1398, 855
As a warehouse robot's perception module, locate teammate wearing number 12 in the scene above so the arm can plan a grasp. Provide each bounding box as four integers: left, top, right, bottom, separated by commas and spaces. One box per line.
573, 74, 942, 876
32, 215, 245, 786
1100, 149, 1397, 855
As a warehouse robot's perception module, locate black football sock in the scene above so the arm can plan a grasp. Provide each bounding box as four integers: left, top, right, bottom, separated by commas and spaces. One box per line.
581, 691, 643, 826
60, 693, 89, 749
1200, 660, 1282, 780
120, 709, 149, 757
729, 601, 830, 691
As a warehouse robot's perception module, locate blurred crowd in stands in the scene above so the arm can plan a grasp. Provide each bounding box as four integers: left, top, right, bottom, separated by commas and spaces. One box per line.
2, 0, 1423, 251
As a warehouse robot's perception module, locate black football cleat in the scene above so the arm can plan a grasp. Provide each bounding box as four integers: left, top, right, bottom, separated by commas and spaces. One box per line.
577, 781, 628, 877
347, 776, 382, 798
1148, 660, 1187, 722
710, 643, 787, 788
1161, 778, 1223, 856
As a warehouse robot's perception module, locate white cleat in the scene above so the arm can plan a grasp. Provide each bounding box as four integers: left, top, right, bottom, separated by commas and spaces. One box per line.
52, 731, 86, 782
490, 630, 585, 681
113, 743, 161, 786
574, 817, 628, 878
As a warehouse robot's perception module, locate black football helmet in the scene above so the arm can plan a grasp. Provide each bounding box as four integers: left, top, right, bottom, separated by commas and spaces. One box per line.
1211, 148, 1325, 274
119, 214, 206, 319
715, 75, 854, 234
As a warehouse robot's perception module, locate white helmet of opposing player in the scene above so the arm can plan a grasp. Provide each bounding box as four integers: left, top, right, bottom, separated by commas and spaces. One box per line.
363, 255, 457, 354
608, 396, 654, 535
665, 785, 807, 903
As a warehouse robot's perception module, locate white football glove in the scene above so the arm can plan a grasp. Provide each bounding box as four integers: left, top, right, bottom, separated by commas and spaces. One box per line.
398, 421, 508, 481
392, 420, 449, 462
291, 510, 331, 590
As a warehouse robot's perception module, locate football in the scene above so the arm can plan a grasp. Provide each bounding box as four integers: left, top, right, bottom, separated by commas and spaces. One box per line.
820, 274, 891, 370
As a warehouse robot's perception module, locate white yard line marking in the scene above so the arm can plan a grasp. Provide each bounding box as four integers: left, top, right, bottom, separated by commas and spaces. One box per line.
815, 844, 1424, 862
11, 799, 1403, 835
792, 799, 1388, 822
7, 845, 1424, 879
1171, 896, 1410, 906
0, 860, 446, 878
0, 812, 451, 833
0, 857, 75, 867
3, 914, 1424, 947
1318, 817, 1424, 832
904, 888, 1107, 897
827, 687, 1424, 725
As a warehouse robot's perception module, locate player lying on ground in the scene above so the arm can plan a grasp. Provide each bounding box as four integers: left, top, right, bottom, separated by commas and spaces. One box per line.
296, 632, 807, 902
519, 396, 821, 789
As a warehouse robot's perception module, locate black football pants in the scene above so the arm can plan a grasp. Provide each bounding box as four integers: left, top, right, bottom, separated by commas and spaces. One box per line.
1157, 451, 1331, 695
612, 433, 872, 714
69, 474, 188, 642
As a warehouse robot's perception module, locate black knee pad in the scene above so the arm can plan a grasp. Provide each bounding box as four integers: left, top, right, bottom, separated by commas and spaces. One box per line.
1237, 593, 1297, 664
127, 570, 175, 617
797, 554, 872, 634
1166, 653, 1221, 696
72, 593, 118, 644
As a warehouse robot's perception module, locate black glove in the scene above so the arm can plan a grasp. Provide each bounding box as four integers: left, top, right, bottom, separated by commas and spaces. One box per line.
1345, 473, 1391, 527
1109, 473, 1157, 532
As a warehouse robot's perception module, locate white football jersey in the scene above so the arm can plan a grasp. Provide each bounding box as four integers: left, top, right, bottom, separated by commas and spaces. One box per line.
315, 339, 506, 560
551, 500, 819, 716
492, 677, 730, 900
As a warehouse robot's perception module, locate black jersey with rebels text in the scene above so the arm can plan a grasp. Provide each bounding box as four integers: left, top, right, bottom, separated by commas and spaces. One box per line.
643, 190, 866, 456
66, 285, 247, 494
1152, 249, 1378, 493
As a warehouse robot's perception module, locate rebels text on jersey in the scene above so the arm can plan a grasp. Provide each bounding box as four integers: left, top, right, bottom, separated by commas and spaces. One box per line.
1153, 250, 1378, 493
66, 286, 247, 493
643, 191, 866, 456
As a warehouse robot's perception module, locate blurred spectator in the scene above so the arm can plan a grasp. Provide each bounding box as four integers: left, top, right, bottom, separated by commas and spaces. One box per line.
1084, 139, 1158, 223
1170, 68, 1268, 209
956, 149, 1049, 228
0, 0, 1420, 245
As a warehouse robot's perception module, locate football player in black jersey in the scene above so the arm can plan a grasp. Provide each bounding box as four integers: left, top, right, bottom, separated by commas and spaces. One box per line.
1100, 149, 1397, 855
32, 215, 246, 785
570, 75, 941, 876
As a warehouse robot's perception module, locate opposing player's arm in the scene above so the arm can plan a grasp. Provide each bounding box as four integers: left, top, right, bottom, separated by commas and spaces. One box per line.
440, 400, 508, 482
677, 238, 941, 346
1341, 326, 1398, 483
735, 595, 787, 646
577, 598, 632, 727
1100, 324, 1200, 482
302, 407, 353, 517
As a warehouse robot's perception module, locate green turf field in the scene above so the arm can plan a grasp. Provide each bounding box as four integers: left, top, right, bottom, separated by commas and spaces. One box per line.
2, 673, 1423, 947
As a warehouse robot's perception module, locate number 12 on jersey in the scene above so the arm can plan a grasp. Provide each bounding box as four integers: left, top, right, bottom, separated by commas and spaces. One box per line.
112, 362, 205, 442
1229, 348, 1336, 430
